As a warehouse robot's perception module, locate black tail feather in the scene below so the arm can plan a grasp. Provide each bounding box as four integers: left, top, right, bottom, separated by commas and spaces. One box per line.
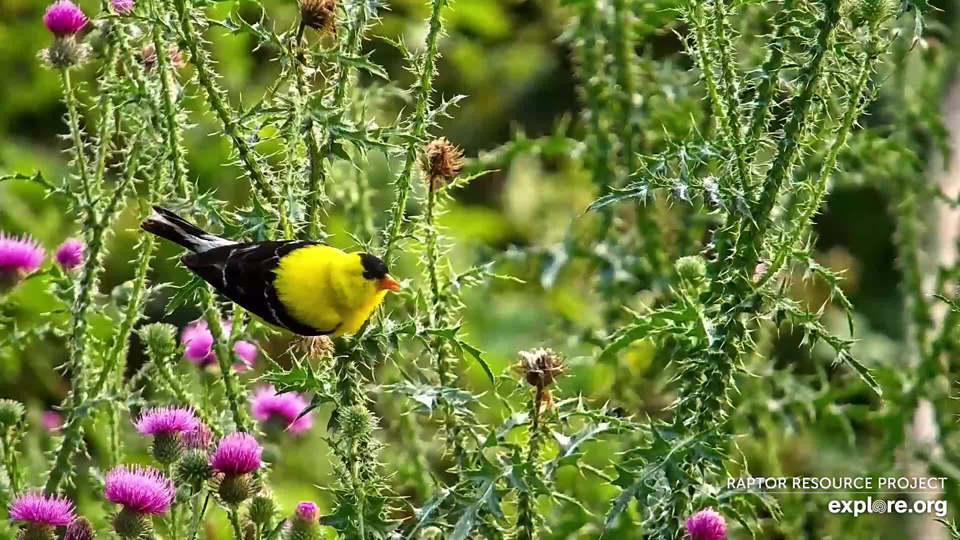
141, 206, 229, 252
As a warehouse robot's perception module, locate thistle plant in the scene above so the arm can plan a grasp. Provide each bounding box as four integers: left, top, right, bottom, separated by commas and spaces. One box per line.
0, 0, 955, 537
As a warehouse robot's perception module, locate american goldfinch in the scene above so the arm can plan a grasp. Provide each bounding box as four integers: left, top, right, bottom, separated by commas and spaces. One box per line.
141, 206, 401, 337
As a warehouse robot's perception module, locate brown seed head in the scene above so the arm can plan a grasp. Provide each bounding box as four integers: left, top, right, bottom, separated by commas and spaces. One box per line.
423, 137, 464, 192
513, 348, 566, 390
142, 43, 185, 70
299, 0, 337, 35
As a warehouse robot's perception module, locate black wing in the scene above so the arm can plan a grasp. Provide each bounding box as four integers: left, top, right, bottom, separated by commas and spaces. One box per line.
182, 241, 331, 336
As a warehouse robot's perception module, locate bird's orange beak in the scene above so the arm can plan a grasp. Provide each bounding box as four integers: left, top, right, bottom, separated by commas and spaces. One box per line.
378, 274, 402, 292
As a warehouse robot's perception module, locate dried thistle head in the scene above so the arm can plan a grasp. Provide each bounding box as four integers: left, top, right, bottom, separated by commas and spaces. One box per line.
299, 0, 337, 35
422, 137, 464, 192
513, 348, 566, 390
302, 336, 335, 359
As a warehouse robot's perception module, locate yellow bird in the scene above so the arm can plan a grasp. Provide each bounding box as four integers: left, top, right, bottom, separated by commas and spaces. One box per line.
141, 206, 402, 337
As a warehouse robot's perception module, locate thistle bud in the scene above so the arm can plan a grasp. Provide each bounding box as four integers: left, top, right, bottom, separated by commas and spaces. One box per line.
139, 323, 178, 359
64, 517, 95, 540
422, 138, 465, 192
287, 502, 321, 540
340, 405, 375, 440
112, 508, 152, 540
218, 473, 256, 507
0, 399, 25, 427
675, 255, 706, 283
39, 37, 90, 69
248, 495, 276, 526
854, 0, 893, 26
176, 449, 214, 493
298, 0, 337, 35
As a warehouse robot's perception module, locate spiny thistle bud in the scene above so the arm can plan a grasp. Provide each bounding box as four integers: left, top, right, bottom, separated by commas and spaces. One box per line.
422, 138, 465, 192
217, 473, 256, 507
39, 36, 90, 69
298, 0, 337, 35
340, 404, 376, 440
513, 348, 566, 390
64, 517, 95, 540
855, 0, 893, 25
176, 449, 214, 493
111, 508, 152, 540
139, 323, 178, 358
675, 255, 706, 282
248, 495, 276, 526
0, 399, 25, 426
287, 502, 321, 540
304, 336, 334, 359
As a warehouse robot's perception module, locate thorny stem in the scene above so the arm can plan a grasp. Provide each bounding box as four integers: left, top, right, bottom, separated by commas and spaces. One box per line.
746, 0, 796, 147
710, 0, 751, 192
747, 0, 842, 251
45, 136, 144, 495
757, 31, 880, 289
577, 0, 615, 234
517, 392, 545, 540
187, 492, 211, 540
610, 0, 665, 275
305, 0, 371, 239
151, 0, 189, 198
202, 290, 251, 433
145, 328, 224, 439
229, 509, 244, 540
61, 69, 95, 208
92, 45, 120, 201
2, 428, 21, 494
384, 0, 447, 261
294, 33, 321, 242
169, 0, 291, 238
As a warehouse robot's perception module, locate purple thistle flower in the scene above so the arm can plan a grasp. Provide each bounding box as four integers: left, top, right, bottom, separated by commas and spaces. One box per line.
105, 465, 175, 515
295, 502, 318, 522
211, 432, 262, 475
233, 341, 258, 371
135, 406, 199, 436
250, 385, 313, 434
112, 0, 134, 14
0, 234, 45, 287
54, 238, 84, 270
685, 508, 727, 540
8, 492, 76, 526
42, 410, 63, 432
182, 320, 257, 372
182, 423, 213, 450
182, 320, 215, 366
43, 1, 87, 37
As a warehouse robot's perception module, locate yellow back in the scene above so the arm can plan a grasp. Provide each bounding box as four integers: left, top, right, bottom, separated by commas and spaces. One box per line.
273, 245, 387, 336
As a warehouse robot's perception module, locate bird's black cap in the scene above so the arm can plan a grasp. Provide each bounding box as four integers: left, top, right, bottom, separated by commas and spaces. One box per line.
359, 253, 389, 280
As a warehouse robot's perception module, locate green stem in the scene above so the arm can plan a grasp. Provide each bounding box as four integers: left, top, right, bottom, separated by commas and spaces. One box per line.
305, 0, 371, 239
610, 0, 665, 275
710, 0, 751, 192
169, 0, 289, 237
187, 492, 210, 540
384, 0, 447, 261
61, 69, 95, 208
747, 0, 842, 249
151, 0, 189, 198
2, 429, 21, 495
45, 99, 142, 497
202, 290, 250, 433
145, 326, 224, 439
229, 509, 244, 540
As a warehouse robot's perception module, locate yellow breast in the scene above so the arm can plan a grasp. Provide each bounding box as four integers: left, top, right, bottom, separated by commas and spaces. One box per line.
273, 245, 388, 336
